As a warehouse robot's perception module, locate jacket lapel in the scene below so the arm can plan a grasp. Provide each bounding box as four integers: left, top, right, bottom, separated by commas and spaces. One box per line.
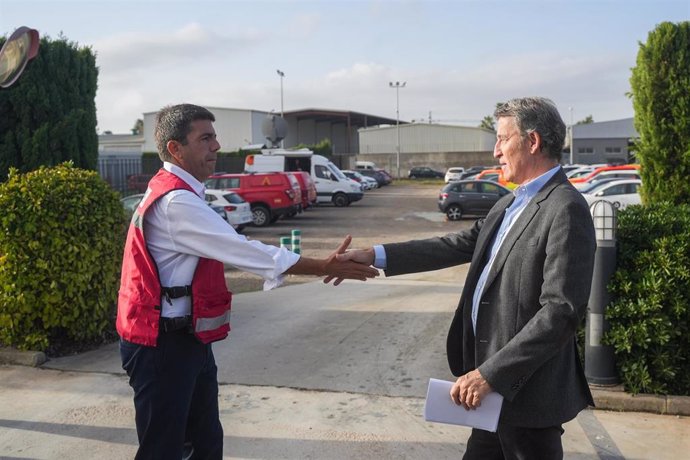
481, 170, 567, 291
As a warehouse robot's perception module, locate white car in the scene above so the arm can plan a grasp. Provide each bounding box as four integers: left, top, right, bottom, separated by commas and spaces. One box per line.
581, 179, 642, 210
205, 189, 254, 231
444, 167, 465, 183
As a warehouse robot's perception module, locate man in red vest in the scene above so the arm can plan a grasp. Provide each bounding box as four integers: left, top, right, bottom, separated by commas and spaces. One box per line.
117, 103, 378, 460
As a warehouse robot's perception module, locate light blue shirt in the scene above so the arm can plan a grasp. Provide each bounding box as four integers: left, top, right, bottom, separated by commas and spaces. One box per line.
469, 165, 561, 333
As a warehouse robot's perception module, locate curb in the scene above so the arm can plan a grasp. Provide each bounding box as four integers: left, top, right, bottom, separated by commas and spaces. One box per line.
591, 385, 690, 416
0, 347, 46, 367
1, 346, 688, 416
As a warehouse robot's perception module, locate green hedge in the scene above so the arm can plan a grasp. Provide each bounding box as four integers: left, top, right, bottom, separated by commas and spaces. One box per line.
605, 202, 690, 395
0, 163, 125, 351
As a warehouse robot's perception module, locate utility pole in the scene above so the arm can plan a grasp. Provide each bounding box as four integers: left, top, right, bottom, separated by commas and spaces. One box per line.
277, 69, 285, 147
569, 106, 574, 164
389, 81, 406, 179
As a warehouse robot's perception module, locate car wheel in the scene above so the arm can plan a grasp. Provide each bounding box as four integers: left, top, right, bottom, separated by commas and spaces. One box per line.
446, 205, 463, 221
252, 206, 271, 227
333, 193, 349, 207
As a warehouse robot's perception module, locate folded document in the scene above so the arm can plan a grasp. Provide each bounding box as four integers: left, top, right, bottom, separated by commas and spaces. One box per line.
423, 378, 504, 432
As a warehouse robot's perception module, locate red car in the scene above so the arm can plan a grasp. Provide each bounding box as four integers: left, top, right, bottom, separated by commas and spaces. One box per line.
205, 172, 298, 227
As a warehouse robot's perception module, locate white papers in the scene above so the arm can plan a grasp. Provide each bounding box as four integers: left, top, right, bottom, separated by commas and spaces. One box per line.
423, 378, 504, 432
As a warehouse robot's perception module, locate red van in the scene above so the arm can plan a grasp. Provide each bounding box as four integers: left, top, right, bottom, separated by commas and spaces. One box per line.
205, 172, 298, 227
290, 171, 317, 209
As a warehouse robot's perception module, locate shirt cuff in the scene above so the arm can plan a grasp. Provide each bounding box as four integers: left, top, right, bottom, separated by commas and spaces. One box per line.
373, 245, 387, 269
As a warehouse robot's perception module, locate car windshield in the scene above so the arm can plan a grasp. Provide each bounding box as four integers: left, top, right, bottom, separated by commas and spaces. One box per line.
579, 179, 617, 194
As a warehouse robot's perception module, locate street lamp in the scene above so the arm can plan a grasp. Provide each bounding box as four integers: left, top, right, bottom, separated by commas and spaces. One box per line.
276, 69, 285, 147
389, 81, 406, 179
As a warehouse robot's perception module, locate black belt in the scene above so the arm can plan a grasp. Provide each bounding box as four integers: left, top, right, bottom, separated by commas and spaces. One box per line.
160, 315, 192, 333
161, 285, 192, 305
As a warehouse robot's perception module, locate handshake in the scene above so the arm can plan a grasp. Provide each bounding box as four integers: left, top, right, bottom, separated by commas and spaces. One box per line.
325, 235, 377, 286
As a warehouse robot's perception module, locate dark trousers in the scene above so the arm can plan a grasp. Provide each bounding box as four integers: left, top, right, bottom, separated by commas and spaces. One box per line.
463, 423, 564, 460
120, 331, 223, 460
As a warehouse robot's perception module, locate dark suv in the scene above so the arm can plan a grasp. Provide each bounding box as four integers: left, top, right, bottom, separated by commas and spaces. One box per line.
438, 179, 511, 220
205, 172, 298, 227
408, 166, 444, 179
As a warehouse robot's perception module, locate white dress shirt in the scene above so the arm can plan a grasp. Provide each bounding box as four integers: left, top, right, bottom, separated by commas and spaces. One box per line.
143, 162, 300, 317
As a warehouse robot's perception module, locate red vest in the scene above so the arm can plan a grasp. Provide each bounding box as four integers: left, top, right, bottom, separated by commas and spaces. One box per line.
116, 169, 232, 346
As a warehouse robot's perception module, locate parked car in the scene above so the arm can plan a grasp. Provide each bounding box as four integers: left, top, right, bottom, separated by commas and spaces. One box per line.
205, 172, 298, 227
475, 168, 517, 189
444, 167, 465, 183
573, 168, 641, 190
569, 164, 640, 184
120, 192, 227, 223
126, 174, 154, 193
438, 180, 511, 220
408, 166, 444, 179
120, 193, 145, 218
204, 189, 253, 231
580, 179, 642, 210
342, 170, 378, 190
359, 169, 391, 187
459, 165, 493, 180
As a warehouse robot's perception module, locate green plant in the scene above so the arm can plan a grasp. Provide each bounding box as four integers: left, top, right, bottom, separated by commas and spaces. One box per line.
605, 202, 690, 395
629, 21, 690, 206
0, 34, 98, 181
0, 163, 125, 351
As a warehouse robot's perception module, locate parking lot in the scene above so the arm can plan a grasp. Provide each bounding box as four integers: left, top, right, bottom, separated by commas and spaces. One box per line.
228, 182, 465, 291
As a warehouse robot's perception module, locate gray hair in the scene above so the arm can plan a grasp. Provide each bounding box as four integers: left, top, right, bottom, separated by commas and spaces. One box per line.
154, 104, 216, 162
494, 97, 565, 161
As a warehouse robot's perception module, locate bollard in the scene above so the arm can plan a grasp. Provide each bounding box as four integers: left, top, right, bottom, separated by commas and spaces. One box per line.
279, 236, 291, 251
585, 200, 619, 385
291, 229, 301, 254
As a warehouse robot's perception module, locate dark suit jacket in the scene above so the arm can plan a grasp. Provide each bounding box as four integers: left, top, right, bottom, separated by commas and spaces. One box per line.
384, 169, 596, 427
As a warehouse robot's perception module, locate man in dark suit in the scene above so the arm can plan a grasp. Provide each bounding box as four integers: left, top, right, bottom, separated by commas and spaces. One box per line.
332, 97, 596, 459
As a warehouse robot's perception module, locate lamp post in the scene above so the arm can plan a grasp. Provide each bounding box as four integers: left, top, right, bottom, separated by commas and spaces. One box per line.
569, 106, 574, 165
389, 81, 406, 179
276, 69, 285, 147
585, 200, 619, 385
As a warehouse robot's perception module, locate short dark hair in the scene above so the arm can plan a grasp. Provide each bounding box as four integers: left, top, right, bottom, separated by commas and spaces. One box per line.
494, 97, 565, 161
154, 104, 216, 162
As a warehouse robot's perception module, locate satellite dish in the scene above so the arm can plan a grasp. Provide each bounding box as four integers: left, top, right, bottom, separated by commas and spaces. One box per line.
262, 114, 288, 147
0, 27, 40, 88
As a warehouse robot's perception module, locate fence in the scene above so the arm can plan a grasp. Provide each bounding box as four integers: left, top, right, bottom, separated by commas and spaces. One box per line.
98, 156, 142, 196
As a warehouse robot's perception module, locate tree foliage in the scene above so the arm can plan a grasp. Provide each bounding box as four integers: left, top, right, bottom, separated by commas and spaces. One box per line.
629, 21, 690, 205
479, 116, 495, 131
576, 115, 594, 125
0, 35, 98, 181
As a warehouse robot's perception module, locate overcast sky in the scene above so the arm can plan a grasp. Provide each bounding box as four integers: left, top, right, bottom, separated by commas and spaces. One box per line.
2, 0, 688, 134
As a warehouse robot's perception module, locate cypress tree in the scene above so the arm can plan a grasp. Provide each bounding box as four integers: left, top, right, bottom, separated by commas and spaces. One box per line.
0, 34, 98, 180
629, 21, 690, 205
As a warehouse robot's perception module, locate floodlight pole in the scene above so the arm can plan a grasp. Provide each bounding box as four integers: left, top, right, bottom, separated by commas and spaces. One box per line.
569, 106, 574, 164
277, 69, 285, 147
389, 81, 406, 179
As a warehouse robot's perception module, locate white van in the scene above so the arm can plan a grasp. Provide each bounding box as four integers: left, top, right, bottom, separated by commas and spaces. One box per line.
245, 149, 363, 207
355, 160, 377, 171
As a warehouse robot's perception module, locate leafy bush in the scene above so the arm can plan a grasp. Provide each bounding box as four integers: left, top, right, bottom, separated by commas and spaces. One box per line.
0, 163, 125, 351
605, 202, 690, 395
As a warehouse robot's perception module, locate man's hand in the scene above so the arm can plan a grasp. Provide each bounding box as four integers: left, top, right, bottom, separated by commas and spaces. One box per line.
322, 236, 378, 286
323, 245, 376, 285
450, 369, 493, 410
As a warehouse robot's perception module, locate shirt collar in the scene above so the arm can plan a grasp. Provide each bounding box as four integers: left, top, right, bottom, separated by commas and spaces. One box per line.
163, 162, 206, 198
512, 164, 561, 201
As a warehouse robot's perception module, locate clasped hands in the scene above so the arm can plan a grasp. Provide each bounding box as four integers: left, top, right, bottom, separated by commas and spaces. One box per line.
322, 236, 378, 286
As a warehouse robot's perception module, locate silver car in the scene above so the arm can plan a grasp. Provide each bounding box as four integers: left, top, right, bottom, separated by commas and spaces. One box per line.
580, 179, 642, 210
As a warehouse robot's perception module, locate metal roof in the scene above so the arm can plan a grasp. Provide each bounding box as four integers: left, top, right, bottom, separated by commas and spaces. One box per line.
573, 118, 637, 139
283, 108, 401, 128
